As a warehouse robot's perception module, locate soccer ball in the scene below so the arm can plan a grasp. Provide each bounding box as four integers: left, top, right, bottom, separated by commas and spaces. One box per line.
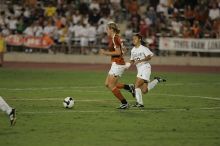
63, 97, 74, 108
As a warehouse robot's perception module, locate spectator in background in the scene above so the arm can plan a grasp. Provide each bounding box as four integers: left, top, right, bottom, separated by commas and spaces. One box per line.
81, 14, 89, 26
89, 0, 100, 12
34, 3, 45, 19
88, 8, 101, 25
124, 23, 133, 41
181, 21, 192, 38
149, 0, 160, 8
42, 32, 55, 53
69, 21, 81, 45
79, 2, 90, 16
16, 16, 25, 34
57, 0, 65, 5
184, 0, 198, 8
0, 32, 6, 67
172, 8, 180, 18
99, 2, 111, 19
128, 0, 139, 15
194, 5, 208, 26
139, 19, 149, 38
72, 10, 82, 25
1, 25, 10, 36
43, 20, 56, 37
56, 4, 66, 17
54, 15, 63, 29
170, 17, 182, 36
60, 14, 67, 27
87, 23, 97, 48
173, 0, 185, 9
167, 0, 175, 15
77, 22, 89, 54
13, 4, 22, 18
157, 0, 168, 16
212, 18, 220, 38
146, 32, 159, 55
130, 11, 141, 32
157, 12, 169, 33
203, 18, 213, 37
23, 7, 30, 18
97, 20, 106, 35
58, 24, 71, 53
146, 6, 157, 25
0, 11, 6, 27
23, 23, 35, 36
110, 0, 121, 22
184, 5, 195, 25
33, 21, 43, 37
191, 20, 201, 38
23, 0, 37, 7
8, 16, 18, 34
44, 3, 57, 17
209, 3, 220, 21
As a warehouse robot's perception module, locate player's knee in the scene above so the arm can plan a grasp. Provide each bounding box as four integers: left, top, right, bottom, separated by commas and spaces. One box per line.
142, 89, 149, 94
105, 83, 109, 88
107, 84, 115, 90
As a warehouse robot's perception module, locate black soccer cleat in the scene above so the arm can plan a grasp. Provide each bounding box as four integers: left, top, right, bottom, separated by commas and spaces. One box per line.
154, 77, 166, 82
128, 84, 135, 98
117, 103, 129, 109
132, 102, 144, 108
9, 108, 16, 126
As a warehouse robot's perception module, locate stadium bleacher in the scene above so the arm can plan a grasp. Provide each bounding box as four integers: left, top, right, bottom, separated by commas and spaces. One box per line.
0, 0, 219, 56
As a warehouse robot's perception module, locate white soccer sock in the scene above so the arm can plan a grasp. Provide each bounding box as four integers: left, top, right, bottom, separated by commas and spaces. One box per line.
135, 88, 143, 105
148, 79, 159, 91
0, 96, 12, 115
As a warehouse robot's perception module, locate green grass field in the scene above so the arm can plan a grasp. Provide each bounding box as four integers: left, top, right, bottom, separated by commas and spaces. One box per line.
0, 68, 220, 146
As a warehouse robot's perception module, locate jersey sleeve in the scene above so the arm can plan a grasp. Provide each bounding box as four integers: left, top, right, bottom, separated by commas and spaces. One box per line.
144, 47, 154, 57
130, 48, 134, 61
113, 36, 121, 49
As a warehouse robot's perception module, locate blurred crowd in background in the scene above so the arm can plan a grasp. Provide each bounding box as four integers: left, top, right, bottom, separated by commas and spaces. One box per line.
0, 0, 219, 55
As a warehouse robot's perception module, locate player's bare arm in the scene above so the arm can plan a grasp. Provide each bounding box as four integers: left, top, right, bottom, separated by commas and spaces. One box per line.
99, 47, 121, 56
134, 55, 152, 64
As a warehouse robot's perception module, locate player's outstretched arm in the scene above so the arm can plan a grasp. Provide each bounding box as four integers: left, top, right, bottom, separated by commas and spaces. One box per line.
99, 48, 121, 56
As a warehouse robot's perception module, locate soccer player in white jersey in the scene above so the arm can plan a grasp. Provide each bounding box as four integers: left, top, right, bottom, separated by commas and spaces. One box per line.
0, 96, 16, 126
129, 33, 166, 107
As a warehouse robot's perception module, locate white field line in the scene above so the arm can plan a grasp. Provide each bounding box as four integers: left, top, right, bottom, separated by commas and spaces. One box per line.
1, 84, 220, 101
18, 107, 220, 114
150, 93, 220, 101
0, 86, 104, 91
0, 82, 219, 91
8, 98, 115, 102
6, 93, 220, 101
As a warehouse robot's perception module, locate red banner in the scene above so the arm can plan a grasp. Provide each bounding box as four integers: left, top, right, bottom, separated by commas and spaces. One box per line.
5, 35, 24, 46
23, 36, 50, 49
5, 35, 52, 49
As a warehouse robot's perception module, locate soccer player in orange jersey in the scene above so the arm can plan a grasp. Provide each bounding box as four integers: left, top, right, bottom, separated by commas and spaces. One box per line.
99, 22, 133, 109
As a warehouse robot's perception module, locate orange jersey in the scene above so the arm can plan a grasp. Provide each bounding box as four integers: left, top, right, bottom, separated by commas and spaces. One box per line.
108, 34, 125, 65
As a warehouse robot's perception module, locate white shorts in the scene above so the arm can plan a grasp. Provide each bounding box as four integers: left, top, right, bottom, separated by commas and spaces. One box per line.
108, 62, 126, 77
136, 63, 151, 82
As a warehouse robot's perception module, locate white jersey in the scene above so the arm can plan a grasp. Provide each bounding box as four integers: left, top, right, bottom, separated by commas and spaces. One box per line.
130, 45, 153, 68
